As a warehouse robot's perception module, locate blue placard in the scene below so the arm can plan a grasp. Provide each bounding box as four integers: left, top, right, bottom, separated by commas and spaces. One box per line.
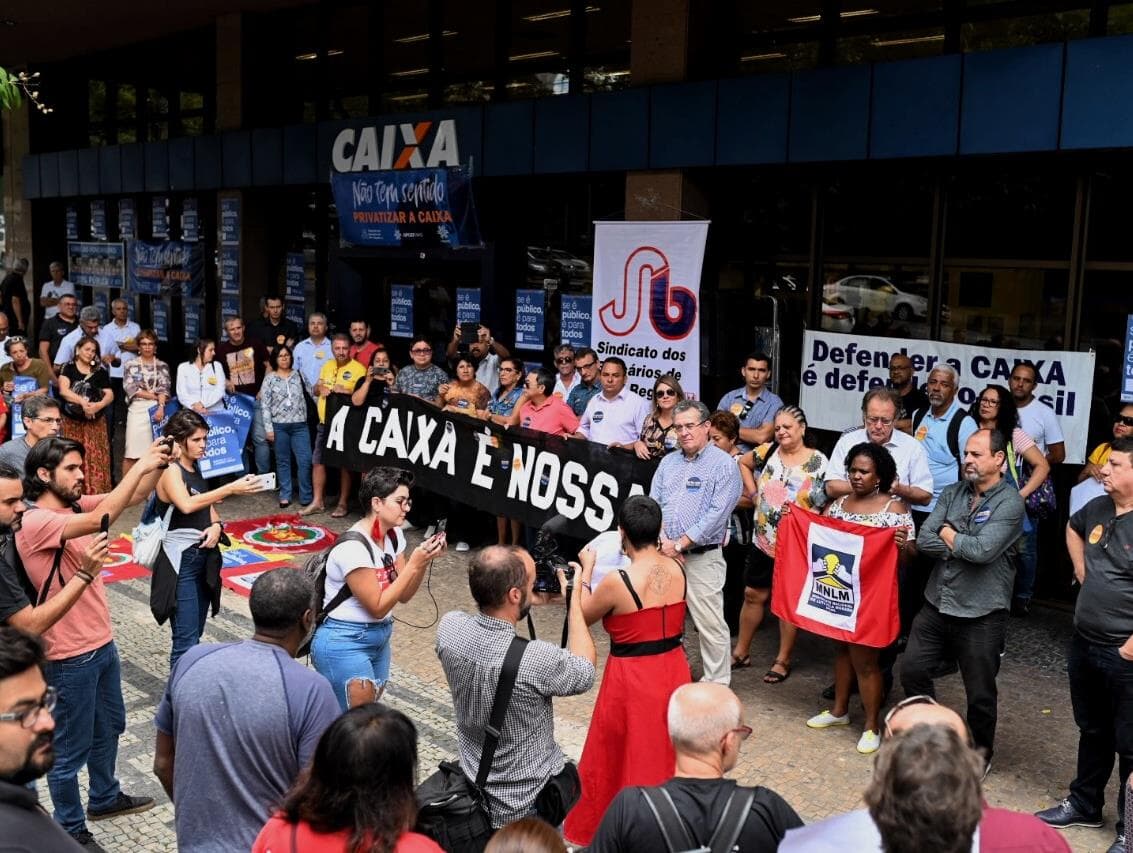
390, 284, 414, 339
92, 290, 109, 322
456, 288, 480, 324
285, 303, 305, 328
515, 289, 545, 351
219, 246, 240, 295
90, 200, 107, 241
153, 394, 253, 478
65, 206, 79, 240
560, 294, 592, 348
152, 198, 168, 239
152, 300, 169, 341
67, 241, 127, 289
285, 252, 305, 302
118, 199, 135, 240
184, 299, 203, 344
128, 240, 204, 297
182, 198, 199, 242
1124, 315, 1133, 403
220, 197, 240, 245
10, 377, 37, 439
330, 166, 482, 248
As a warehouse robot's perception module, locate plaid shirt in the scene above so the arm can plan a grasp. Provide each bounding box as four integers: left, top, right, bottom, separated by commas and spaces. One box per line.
435, 611, 595, 827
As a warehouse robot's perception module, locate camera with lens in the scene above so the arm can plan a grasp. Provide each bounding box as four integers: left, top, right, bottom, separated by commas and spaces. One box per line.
532, 528, 573, 593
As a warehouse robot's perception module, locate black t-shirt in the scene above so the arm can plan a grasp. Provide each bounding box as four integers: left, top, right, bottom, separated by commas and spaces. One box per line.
216, 338, 269, 395
60, 363, 111, 417
38, 316, 79, 364
1069, 495, 1133, 645
893, 384, 929, 422
0, 780, 88, 852
587, 777, 803, 853
0, 272, 28, 331
0, 536, 30, 623
248, 318, 302, 357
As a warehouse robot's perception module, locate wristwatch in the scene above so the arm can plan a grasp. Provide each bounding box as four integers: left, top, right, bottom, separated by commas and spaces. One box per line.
674, 540, 684, 554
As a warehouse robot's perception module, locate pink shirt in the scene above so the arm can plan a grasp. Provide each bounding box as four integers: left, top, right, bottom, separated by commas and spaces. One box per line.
17, 495, 111, 660
520, 396, 579, 437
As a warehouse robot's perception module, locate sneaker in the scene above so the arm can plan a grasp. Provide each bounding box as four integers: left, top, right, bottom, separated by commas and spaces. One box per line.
69, 830, 107, 852
1034, 798, 1103, 828
87, 792, 155, 821
1106, 834, 1125, 853
806, 710, 850, 729
856, 730, 881, 754
455, 541, 471, 552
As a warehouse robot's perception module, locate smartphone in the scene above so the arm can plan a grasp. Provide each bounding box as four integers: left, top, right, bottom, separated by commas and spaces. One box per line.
434, 518, 448, 535
460, 322, 480, 344
258, 472, 277, 492
99, 513, 110, 537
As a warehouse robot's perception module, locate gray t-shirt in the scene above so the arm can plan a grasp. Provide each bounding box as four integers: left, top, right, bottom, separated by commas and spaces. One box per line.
0, 438, 30, 475
1069, 495, 1133, 645
154, 639, 340, 853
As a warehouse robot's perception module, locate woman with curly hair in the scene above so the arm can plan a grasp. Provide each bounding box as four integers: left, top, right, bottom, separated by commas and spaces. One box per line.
253, 704, 442, 853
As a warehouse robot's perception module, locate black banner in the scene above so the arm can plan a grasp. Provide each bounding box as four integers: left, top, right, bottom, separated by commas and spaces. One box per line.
322, 394, 658, 539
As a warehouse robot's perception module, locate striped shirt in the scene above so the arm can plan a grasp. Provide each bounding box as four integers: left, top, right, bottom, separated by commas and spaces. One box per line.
436, 611, 594, 827
650, 443, 743, 547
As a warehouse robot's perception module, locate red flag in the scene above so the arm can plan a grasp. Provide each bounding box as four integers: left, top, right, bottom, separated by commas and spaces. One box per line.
771, 507, 900, 648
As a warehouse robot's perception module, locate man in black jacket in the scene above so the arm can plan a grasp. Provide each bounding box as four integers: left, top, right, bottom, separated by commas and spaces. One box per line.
0, 626, 86, 851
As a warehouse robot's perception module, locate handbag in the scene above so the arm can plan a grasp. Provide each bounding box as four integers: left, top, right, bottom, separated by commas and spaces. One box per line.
132, 503, 175, 570
1008, 444, 1056, 520
416, 635, 529, 853
534, 760, 581, 826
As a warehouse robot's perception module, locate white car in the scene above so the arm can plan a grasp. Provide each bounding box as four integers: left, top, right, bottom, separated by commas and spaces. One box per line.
821, 296, 855, 332
825, 275, 928, 321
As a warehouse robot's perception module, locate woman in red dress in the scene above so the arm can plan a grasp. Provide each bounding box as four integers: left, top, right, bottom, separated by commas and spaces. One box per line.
563, 495, 690, 847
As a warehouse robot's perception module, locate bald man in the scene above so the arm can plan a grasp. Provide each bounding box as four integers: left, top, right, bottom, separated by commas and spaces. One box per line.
587, 683, 802, 852
781, 698, 1070, 852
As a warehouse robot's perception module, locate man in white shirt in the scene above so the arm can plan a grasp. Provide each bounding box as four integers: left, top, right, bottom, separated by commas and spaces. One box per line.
40, 262, 75, 321
103, 298, 140, 443
574, 357, 649, 447
551, 344, 580, 399
1009, 360, 1064, 615
292, 313, 330, 395
53, 306, 120, 373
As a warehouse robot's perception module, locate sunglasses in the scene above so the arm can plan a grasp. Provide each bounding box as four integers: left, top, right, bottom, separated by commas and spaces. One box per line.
410, 347, 432, 354
883, 694, 938, 735
655, 388, 677, 398
555, 357, 574, 365
1116, 416, 1133, 428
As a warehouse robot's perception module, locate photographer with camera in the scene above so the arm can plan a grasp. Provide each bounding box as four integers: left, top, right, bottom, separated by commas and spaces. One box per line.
435, 545, 595, 829
350, 346, 397, 409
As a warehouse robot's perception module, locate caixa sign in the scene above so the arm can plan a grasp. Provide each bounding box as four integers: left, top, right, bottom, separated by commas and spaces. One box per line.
331, 119, 460, 172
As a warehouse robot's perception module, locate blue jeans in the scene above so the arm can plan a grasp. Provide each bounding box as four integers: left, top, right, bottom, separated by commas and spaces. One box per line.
311, 616, 393, 711
1012, 523, 1038, 604
170, 544, 210, 670
1068, 633, 1133, 834
249, 398, 271, 475
273, 421, 313, 504
43, 641, 126, 834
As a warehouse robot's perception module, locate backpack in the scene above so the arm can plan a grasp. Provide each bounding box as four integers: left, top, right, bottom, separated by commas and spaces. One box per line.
911, 407, 971, 481
640, 785, 756, 853
296, 528, 396, 657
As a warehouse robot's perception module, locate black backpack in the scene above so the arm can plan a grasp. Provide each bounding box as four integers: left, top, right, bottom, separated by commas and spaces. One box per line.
911, 407, 972, 481
296, 529, 394, 657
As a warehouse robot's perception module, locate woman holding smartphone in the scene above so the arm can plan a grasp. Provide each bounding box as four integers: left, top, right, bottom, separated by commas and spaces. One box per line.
311, 466, 446, 711
152, 409, 263, 667
350, 347, 397, 407
262, 344, 313, 509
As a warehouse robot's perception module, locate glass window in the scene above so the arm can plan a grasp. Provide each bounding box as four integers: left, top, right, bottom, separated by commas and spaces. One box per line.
584, 0, 631, 92
146, 88, 169, 116
739, 42, 820, 74
837, 28, 945, 64
180, 91, 204, 112
88, 81, 107, 124
116, 83, 136, 121
180, 116, 204, 136
1085, 171, 1133, 262
961, 10, 1091, 52
383, 5, 432, 79
945, 172, 1075, 261
824, 172, 933, 258
940, 266, 1067, 349
820, 263, 931, 339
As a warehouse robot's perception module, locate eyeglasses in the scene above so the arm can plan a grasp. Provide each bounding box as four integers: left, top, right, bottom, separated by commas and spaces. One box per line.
410, 347, 432, 354
575, 360, 597, 370
978, 397, 1000, 406
655, 388, 678, 398
6, 336, 25, 345
0, 687, 57, 729
1116, 416, 1133, 428
864, 416, 894, 426
385, 496, 413, 509
673, 420, 707, 434
32, 417, 63, 424
1102, 515, 1130, 552
555, 357, 574, 365
883, 694, 938, 735
499, 367, 517, 373
726, 725, 753, 743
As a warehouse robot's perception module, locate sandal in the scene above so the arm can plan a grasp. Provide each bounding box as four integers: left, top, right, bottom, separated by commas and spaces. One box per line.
330, 505, 349, 519
279, 500, 291, 509
730, 655, 752, 670
763, 660, 791, 684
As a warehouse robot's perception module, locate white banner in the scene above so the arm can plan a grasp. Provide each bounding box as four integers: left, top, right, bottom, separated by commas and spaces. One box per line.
592, 221, 708, 400
800, 330, 1096, 464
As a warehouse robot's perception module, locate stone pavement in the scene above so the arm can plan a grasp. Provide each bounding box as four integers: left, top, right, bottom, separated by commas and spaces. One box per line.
50, 490, 1113, 852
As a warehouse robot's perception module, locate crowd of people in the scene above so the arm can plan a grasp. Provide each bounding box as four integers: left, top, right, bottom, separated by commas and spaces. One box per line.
0, 256, 1130, 853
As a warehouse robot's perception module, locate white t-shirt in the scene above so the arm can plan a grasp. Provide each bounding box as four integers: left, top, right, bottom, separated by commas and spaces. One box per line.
577, 388, 650, 445
54, 326, 121, 370
321, 527, 406, 623
1016, 398, 1063, 456
553, 372, 581, 399
40, 279, 76, 319
103, 320, 141, 379
826, 427, 934, 498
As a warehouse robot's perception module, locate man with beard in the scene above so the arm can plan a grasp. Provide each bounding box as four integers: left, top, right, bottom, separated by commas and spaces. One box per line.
901, 429, 1025, 768
888, 352, 929, 434
435, 546, 595, 828
0, 627, 85, 851
15, 437, 172, 847
0, 459, 107, 636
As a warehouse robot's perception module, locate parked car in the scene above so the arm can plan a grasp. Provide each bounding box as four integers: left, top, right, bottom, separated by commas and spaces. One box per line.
824, 275, 928, 321
527, 247, 564, 283
821, 296, 856, 333
546, 248, 591, 278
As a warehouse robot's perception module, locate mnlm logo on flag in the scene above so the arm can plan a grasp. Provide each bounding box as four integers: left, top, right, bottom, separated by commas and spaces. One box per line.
772, 508, 899, 649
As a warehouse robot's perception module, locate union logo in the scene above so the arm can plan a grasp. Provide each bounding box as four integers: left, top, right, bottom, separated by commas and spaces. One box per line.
241, 522, 328, 549
807, 544, 857, 617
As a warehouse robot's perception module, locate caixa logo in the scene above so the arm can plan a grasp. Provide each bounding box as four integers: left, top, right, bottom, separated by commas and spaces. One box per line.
332, 120, 460, 172
599, 246, 697, 341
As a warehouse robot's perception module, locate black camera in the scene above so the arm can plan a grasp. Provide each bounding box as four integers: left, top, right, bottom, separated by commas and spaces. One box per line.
532, 528, 572, 593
